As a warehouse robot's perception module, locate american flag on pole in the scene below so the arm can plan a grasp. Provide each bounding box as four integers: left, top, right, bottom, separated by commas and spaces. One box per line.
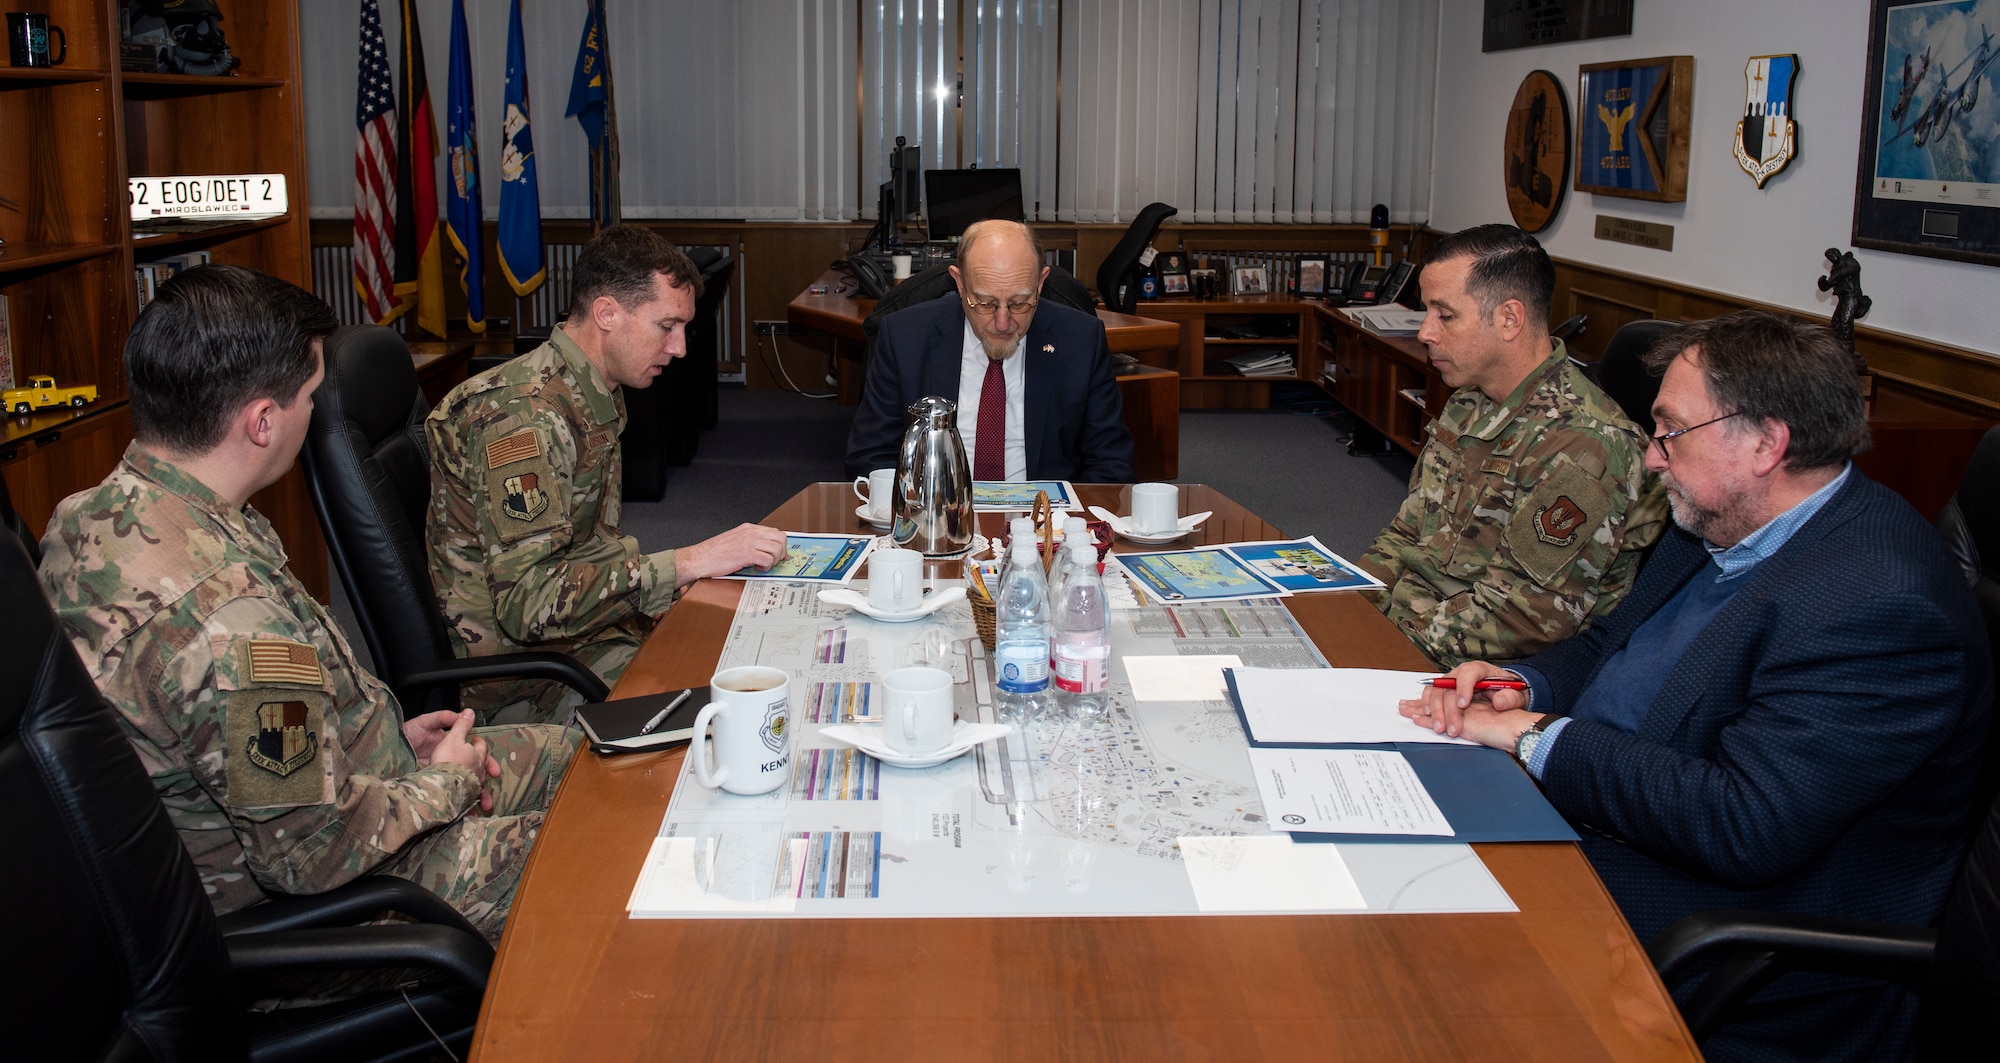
352, 0, 399, 325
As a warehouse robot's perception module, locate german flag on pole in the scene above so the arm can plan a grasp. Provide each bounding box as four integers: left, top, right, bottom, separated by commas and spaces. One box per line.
392, 0, 446, 339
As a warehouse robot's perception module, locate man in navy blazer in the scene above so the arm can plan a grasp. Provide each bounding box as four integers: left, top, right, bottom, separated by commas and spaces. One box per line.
843, 220, 1134, 482
1406, 311, 1990, 1062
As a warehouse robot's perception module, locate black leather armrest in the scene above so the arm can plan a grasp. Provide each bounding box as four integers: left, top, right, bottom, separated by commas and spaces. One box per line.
398, 651, 610, 703
226, 924, 493, 993
216, 876, 481, 941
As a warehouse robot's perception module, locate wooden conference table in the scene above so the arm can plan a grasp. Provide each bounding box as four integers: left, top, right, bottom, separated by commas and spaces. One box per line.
469, 484, 1699, 1061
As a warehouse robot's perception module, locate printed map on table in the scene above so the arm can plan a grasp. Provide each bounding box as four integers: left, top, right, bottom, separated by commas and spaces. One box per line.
1224, 537, 1384, 592
627, 582, 1514, 919
1115, 547, 1290, 604
973, 479, 1078, 511
723, 534, 872, 583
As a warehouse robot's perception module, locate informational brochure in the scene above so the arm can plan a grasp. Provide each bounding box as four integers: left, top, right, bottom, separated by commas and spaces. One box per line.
972, 479, 1079, 511
1113, 548, 1290, 605
722, 533, 873, 584
1246, 747, 1455, 837
1223, 537, 1384, 592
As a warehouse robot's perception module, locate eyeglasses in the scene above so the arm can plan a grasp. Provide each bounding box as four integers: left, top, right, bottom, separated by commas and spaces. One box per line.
964, 295, 1039, 317
1650, 411, 1744, 459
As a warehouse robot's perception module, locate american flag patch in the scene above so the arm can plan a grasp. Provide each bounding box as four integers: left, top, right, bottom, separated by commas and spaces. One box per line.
485, 429, 542, 469
246, 640, 322, 686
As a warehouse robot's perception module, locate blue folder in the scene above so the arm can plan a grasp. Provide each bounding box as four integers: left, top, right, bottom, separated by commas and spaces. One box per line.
1224, 671, 1578, 844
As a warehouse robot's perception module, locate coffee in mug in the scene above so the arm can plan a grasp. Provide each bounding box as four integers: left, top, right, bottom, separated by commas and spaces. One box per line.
690, 665, 792, 795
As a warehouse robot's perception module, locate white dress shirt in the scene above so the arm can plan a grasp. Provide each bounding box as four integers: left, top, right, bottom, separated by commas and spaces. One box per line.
956, 320, 1028, 481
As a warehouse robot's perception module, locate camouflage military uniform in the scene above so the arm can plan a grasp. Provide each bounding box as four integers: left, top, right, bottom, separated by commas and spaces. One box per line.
426, 328, 677, 724
37, 445, 577, 943
1358, 342, 1666, 667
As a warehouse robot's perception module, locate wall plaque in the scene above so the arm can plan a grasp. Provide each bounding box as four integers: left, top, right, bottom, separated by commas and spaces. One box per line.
1483, 0, 1634, 54
1594, 214, 1675, 251
1575, 55, 1694, 202
1504, 70, 1572, 233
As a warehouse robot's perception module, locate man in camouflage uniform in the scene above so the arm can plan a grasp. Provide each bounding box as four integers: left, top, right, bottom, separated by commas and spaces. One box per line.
427, 225, 786, 723
1358, 224, 1665, 666
37, 265, 572, 943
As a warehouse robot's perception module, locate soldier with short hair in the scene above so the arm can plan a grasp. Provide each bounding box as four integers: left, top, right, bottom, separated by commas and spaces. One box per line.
37, 265, 572, 942
426, 225, 787, 724
1357, 224, 1665, 666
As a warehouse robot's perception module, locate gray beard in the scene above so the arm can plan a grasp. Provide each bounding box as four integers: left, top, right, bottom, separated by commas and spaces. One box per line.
980, 335, 1024, 362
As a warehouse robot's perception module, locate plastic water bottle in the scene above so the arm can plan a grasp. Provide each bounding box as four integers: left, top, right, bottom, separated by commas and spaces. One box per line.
993, 535, 1051, 723
1052, 538, 1110, 719
997, 516, 1035, 589
1048, 517, 1088, 593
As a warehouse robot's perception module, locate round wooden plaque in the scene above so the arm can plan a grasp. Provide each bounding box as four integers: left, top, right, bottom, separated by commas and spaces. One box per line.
1503, 70, 1571, 233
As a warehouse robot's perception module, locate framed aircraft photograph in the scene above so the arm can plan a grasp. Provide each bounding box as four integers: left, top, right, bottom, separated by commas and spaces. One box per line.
1574, 55, 1694, 202
1852, 0, 2000, 267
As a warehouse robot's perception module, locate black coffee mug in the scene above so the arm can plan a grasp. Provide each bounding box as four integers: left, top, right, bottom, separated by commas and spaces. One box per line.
7, 12, 65, 68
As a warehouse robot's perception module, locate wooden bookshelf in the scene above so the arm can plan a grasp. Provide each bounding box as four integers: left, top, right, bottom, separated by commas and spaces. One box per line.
0, 1, 323, 595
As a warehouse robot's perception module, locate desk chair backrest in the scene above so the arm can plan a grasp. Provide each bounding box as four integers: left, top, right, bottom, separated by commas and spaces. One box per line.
1591, 318, 1679, 436
1095, 202, 1178, 314
859, 264, 1097, 363
301, 325, 458, 711
0, 471, 39, 568
0, 525, 244, 1060
1936, 425, 2000, 815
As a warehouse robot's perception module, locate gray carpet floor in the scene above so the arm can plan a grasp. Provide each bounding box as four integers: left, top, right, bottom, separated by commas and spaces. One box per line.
329, 386, 1415, 673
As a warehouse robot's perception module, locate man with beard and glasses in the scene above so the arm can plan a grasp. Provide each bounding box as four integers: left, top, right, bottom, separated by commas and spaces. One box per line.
1401, 309, 1990, 1062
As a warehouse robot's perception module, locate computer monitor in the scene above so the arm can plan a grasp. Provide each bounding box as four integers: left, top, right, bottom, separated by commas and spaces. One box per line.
889, 143, 922, 221
924, 168, 1024, 243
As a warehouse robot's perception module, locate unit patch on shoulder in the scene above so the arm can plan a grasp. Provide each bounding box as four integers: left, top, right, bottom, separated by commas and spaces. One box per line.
1505, 458, 1614, 587
500, 471, 550, 522
485, 428, 543, 469
1533, 494, 1590, 548
482, 426, 565, 543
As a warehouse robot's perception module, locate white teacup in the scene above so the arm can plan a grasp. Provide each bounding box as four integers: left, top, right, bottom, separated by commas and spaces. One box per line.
852, 468, 895, 522
690, 666, 792, 795
1130, 482, 1180, 535
881, 666, 954, 754
891, 253, 914, 280
868, 548, 923, 612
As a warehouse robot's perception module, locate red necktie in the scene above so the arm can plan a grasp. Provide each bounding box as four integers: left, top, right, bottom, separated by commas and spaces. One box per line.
973, 357, 1006, 481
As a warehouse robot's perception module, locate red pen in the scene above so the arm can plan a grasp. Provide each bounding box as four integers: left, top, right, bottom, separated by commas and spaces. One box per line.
1419, 677, 1528, 691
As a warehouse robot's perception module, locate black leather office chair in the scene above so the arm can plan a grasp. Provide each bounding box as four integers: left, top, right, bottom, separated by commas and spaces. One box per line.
302, 324, 609, 718
857, 263, 1097, 364
1095, 202, 1178, 313
1647, 429, 2000, 1059
1590, 318, 1680, 435
0, 524, 493, 1061
0, 470, 37, 568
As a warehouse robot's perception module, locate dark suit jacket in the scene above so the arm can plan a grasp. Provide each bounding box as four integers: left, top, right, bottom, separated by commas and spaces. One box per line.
843, 295, 1134, 482
1525, 471, 1991, 1061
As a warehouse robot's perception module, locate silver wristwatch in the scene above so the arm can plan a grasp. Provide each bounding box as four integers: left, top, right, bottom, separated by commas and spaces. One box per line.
1514, 714, 1560, 766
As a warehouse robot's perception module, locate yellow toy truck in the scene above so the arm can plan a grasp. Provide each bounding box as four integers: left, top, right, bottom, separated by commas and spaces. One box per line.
4, 375, 98, 415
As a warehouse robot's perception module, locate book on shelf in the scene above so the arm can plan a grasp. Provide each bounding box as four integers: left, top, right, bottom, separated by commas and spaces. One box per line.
136, 251, 212, 308
0, 294, 12, 390
1343, 305, 1425, 336
1399, 387, 1428, 409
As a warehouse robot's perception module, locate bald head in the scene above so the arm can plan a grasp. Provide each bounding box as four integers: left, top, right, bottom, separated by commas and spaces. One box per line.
957, 220, 1042, 273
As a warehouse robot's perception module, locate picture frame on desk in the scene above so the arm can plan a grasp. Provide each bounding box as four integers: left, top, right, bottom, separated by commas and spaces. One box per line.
1232, 266, 1269, 295
1851, 0, 2000, 266
1161, 272, 1190, 295
1189, 268, 1221, 299
1296, 257, 1329, 296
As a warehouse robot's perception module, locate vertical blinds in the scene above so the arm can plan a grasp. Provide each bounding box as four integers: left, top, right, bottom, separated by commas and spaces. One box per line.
301, 0, 1434, 226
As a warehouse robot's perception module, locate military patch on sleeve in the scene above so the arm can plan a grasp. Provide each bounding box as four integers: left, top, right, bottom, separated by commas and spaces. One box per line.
223, 689, 333, 809
485, 447, 566, 544
485, 427, 543, 469
1505, 459, 1615, 587
244, 638, 323, 686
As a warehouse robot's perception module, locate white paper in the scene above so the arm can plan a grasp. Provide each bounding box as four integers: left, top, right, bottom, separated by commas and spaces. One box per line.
1123, 655, 1242, 702
1232, 667, 1477, 746
627, 834, 799, 916
1178, 835, 1366, 912
1247, 748, 1454, 836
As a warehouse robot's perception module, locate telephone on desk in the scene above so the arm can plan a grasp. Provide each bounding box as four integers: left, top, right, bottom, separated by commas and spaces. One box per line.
1322, 259, 1415, 308
844, 244, 958, 299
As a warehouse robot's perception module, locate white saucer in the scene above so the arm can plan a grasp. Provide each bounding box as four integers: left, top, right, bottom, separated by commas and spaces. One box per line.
1089, 506, 1212, 544
817, 585, 966, 622
855, 503, 893, 530
818, 721, 1015, 768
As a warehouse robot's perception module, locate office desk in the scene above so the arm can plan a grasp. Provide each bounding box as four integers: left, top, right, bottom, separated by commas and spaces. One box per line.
469, 483, 1698, 1062
787, 272, 1183, 480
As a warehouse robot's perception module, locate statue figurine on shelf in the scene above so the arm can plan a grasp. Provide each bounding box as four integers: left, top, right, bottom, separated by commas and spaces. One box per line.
1817, 247, 1876, 411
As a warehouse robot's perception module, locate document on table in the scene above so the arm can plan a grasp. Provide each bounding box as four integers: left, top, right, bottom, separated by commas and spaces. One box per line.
1228, 667, 1477, 746
1247, 747, 1454, 836
1177, 835, 1366, 912
1122, 654, 1242, 702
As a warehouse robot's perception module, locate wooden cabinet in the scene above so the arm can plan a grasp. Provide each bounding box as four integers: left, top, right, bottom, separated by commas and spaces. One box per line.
0, 2, 322, 593
1126, 296, 1320, 409
1316, 308, 1446, 455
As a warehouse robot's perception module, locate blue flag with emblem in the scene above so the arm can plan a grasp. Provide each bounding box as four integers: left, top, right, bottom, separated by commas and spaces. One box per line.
443, 0, 483, 331
497, 0, 544, 294
565, 0, 620, 231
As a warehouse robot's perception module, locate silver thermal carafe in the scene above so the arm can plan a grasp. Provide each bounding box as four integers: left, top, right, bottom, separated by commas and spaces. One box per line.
893, 396, 974, 556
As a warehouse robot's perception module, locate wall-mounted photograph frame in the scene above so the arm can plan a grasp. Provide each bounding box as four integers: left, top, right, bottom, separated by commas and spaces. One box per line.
1852, 0, 2000, 267
1296, 257, 1329, 295
1232, 266, 1269, 295
1574, 55, 1694, 202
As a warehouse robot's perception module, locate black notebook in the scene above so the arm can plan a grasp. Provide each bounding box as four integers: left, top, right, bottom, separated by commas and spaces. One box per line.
575, 687, 710, 753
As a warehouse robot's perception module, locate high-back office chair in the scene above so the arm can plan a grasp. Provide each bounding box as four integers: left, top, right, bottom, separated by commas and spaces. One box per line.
0, 471, 38, 568
1936, 425, 2000, 813
1590, 318, 1680, 435
301, 325, 609, 718
0, 524, 493, 1061
1095, 202, 1178, 313
858, 263, 1097, 364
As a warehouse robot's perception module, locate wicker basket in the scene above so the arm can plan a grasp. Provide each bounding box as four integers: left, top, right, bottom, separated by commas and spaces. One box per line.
970, 592, 997, 650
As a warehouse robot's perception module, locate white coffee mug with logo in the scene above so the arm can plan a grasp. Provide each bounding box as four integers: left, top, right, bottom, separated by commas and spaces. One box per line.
1130, 482, 1180, 535
868, 547, 924, 612
690, 665, 792, 795
881, 666, 955, 754
852, 468, 895, 522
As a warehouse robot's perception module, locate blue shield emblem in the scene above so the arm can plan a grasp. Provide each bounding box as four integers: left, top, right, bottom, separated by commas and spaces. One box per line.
1734, 55, 1799, 187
